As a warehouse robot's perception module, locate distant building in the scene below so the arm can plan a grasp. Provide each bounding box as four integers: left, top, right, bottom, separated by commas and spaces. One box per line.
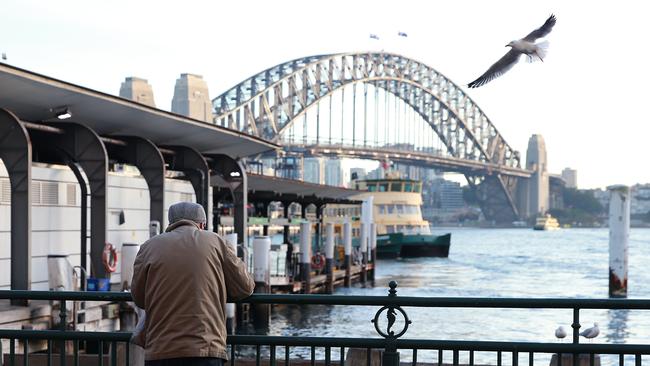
325, 159, 346, 186
171, 73, 213, 122
303, 157, 325, 184
593, 188, 610, 211
631, 183, 650, 215
367, 167, 384, 180
436, 179, 464, 210
349, 167, 367, 185
119, 77, 156, 107
421, 178, 466, 221
562, 168, 578, 188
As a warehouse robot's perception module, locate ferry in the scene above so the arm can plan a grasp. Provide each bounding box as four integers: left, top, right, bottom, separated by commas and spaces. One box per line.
533, 214, 560, 231
352, 173, 451, 258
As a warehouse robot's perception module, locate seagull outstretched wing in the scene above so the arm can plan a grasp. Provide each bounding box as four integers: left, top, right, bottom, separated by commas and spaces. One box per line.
467, 49, 521, 88
523, 14, 557, 41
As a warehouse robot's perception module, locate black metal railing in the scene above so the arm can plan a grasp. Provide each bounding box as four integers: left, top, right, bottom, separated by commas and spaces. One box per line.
2, 282, 650, 366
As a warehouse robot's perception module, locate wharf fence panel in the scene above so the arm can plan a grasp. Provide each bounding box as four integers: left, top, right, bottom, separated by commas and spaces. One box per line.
2, 284, 650, 366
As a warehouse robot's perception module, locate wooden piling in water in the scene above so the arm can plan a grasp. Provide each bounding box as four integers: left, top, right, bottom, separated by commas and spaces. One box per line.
608, 185, 630, 298
344, 220, 352, 287
360, 222, 368, 284
300, 221, 312, 294
369, 223, 377, 283
252, 236, 271, 327
325, 222, 335, 294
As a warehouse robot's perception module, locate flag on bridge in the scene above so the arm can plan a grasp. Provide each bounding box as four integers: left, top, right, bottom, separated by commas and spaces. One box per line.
369, 34, 380, 40
398, 31, 408, 37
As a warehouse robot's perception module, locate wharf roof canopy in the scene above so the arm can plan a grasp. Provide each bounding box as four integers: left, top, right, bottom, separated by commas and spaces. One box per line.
213, 174, 362, 204
0, 63, 278, 157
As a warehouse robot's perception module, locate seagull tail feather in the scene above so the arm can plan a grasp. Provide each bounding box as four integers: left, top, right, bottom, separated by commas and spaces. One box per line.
535, 40, 549, 61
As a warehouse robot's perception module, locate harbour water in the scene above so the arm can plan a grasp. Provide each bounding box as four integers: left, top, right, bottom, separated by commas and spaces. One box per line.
262, 228, 650, 364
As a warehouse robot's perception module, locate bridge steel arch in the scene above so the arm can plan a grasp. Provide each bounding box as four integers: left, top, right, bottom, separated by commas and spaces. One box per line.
213, 53, 523, 223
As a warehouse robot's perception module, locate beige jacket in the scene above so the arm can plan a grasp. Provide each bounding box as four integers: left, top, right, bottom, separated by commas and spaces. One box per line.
132, 220, 254, 361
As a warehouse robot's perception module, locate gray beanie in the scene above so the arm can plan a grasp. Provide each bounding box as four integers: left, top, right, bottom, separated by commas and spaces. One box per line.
168, 202, 206, 225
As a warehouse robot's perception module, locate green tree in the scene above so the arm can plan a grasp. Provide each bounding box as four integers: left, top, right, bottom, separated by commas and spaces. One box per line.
550, 188, 603, 226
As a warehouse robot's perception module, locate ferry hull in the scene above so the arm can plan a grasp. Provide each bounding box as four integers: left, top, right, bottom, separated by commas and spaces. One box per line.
376, 233, 451, 258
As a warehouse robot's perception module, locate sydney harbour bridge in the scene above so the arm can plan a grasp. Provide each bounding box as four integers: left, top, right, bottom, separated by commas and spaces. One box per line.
210, 52, 544, 224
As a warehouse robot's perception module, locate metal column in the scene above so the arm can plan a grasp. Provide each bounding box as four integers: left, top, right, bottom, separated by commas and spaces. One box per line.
110, 137, 166, 227
206, 154, 248, 250
165, 146, 210, 227
48, 122, 108, 279
0, 109, 32, 299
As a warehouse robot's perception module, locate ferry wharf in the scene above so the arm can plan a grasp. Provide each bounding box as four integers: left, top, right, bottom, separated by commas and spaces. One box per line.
0, 63, 376, 340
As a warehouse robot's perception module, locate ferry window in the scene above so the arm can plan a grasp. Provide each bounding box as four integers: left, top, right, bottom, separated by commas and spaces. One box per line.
368, 184, 377, 192
396, 204, 404, 214
386, 225, 395, 233
413, 184, 421, 193
406, 205, 417, 214
390, 182, 402, 191
396, 225, 404, 232
378, 183, 388, 192
378, 204, 386, 214
404, 182, 412, 192
387, 205, 395, 214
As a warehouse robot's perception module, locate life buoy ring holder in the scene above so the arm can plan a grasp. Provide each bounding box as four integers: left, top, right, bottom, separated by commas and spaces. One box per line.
311, 253, 325, 271
102, 242, 118, 273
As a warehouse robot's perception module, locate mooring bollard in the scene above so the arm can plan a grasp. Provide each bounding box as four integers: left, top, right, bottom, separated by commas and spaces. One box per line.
300, 221, 312, 294
360, 222, 368, 284
608, 185, 630, 298
252, 236, 271, 327
369, 223, 377, 282
325, 222, 335, 293
343, 220, 352, 287
224, 233, 238, 333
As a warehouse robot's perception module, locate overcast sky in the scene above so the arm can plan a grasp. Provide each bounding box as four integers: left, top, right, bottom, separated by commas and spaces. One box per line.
2, 0, 648, 189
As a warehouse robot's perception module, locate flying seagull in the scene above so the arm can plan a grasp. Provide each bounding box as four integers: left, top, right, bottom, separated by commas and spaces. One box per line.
467, 14, 556, 88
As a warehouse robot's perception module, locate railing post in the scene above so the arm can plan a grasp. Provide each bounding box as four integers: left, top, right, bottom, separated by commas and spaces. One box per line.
60, 298, 67, 366
373, 281, 409, 366
571, 308, 580, 344
382, 342, 400, 366
571, 308, 580, 366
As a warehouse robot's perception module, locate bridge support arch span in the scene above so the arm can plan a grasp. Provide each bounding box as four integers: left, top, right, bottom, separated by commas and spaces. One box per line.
213, 53, 529, 223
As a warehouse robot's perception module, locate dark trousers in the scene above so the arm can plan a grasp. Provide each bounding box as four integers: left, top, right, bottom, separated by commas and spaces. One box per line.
145, 357, 225, 366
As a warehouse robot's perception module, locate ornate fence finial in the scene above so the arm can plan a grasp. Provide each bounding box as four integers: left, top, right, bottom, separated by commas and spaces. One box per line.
388, 281, 397, 297
372, 281, 410, 339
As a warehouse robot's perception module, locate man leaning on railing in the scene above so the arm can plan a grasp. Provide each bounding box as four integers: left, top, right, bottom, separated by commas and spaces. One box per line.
131, 202, 255, 366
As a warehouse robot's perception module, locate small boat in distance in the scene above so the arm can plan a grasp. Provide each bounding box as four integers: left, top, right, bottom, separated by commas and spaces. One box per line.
352, 172, 451, 258
533, 214, 560, 231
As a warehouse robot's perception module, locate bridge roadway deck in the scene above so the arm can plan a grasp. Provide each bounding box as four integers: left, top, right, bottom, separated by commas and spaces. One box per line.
289, 145, 532, 178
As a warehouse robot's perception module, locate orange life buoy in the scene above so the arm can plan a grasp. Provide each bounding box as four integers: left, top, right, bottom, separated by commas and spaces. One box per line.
311, 253, 325, 270
102, 243, 118, 273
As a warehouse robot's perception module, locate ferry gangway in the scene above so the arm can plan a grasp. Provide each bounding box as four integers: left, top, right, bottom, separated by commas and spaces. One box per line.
1, 282, 650, 366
